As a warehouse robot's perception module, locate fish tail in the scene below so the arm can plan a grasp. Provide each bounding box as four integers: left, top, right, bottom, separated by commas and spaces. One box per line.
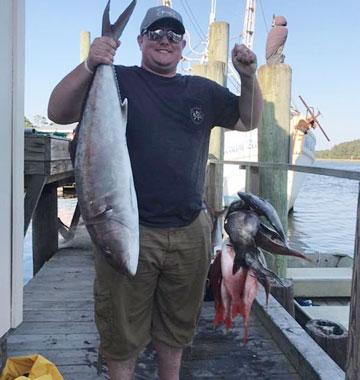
213, 303, 225, 326
102, 0, 137, 40
224, 316, 233, 330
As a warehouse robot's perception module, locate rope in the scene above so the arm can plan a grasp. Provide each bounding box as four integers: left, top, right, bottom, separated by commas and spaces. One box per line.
180, 0, 207, 40
250, 73, 256, 130
258, 0, 269, 33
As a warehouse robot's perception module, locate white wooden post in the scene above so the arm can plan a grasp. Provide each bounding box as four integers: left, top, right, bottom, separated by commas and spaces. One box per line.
0, 0, 25, 340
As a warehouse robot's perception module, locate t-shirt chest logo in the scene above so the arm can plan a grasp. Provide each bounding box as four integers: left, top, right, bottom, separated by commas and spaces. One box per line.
190, 106, 205, 125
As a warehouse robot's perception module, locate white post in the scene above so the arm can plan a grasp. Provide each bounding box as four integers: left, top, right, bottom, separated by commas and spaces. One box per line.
0, 0, 25, 335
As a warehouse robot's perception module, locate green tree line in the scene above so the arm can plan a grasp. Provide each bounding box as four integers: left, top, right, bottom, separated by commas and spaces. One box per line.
24, 116, 33, 129
316, 139, 360, 159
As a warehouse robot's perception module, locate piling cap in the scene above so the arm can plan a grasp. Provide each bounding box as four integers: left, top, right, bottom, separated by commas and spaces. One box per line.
140, 6, 185, 35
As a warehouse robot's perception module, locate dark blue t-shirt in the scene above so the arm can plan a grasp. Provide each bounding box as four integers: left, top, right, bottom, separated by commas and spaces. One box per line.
115, 65, 239, 227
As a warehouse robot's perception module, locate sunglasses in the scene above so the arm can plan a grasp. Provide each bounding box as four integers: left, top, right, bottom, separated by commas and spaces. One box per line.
142, 28, 183, 44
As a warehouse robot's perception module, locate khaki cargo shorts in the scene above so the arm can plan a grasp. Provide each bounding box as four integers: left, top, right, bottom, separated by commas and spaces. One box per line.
93, 209, 213, 361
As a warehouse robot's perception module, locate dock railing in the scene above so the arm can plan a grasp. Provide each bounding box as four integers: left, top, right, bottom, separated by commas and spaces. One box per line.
207, 159, 360, 380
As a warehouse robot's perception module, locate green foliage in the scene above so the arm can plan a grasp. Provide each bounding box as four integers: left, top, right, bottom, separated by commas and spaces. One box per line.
24, 116, 33, 129
316, 139, 360, 159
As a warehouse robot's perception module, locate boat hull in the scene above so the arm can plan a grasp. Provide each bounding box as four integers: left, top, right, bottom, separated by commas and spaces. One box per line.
223, 119, 316, 212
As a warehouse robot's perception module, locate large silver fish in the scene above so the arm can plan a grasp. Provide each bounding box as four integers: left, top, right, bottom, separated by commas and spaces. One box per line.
75, 0, 138, 275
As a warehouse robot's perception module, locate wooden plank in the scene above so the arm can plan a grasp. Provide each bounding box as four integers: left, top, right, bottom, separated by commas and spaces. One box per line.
14, 321, 97, 335
7, 349, 99, 367
24, 135, 46, 161
23, 310, 94, 322
25, 135, 71, 161
50, 137, 71, 161
24, 160, 73, 176
7, 235, 304, 379
22, 300, 94, 311
228, 160, 360, 181
346, 183, 360, 379
7, 333, 100, 351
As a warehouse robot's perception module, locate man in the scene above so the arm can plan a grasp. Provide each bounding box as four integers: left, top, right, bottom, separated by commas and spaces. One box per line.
48, 5, 263, 380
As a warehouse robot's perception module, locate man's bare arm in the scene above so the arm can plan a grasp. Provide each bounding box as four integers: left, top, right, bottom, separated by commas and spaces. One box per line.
231, 44, 263, 131
47, 37, 120, 124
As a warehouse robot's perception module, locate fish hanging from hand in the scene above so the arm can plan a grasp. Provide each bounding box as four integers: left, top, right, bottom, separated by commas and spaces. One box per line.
75, 0, 139, 275
210, 192, 311, 342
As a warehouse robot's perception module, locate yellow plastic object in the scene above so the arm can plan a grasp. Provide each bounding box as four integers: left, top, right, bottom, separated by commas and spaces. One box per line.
0, 355, 63, 380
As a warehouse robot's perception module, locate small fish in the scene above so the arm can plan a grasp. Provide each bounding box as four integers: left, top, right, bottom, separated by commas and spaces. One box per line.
237, 191, 286, 243
210, 240, 259, 343
224, 209, 260, 274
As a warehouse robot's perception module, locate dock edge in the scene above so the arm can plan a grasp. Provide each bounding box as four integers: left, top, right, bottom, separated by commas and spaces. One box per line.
253, 289, 345, 380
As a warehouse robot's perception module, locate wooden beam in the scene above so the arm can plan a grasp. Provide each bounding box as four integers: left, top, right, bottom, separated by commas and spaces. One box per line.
24, 175, 47, 235
32, 184, 58, 275
346, 183, 360, 379
0, 332, 7, 373
235, 161, 360, 181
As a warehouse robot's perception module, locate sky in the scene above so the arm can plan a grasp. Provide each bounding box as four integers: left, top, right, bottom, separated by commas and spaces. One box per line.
25, 0, 359, 150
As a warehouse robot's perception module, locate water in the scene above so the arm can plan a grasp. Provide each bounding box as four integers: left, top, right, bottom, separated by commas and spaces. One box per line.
288, 160, 359, 256
23, 197, 78, 284
23, 160, 360, 283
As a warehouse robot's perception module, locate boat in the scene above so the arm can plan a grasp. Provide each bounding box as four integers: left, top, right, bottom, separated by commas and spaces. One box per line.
223, 109, 317, 212
286, 252, 352, 329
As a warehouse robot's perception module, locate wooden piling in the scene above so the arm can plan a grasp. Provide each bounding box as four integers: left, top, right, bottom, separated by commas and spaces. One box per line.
0, 333, 7, 374
306, 319, 348, 370
270, 279, 295, 317
346, 183, 360, 379
192, 22, 229, 211
257, 63, 292, 277
80, 31, 90, 62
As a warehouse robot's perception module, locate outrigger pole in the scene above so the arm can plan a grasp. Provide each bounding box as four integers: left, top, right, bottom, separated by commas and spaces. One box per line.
299, 95, 331, 142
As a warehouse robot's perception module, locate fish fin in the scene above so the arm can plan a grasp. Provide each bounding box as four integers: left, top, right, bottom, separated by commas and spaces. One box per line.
232, 244, 248, 275
102, 0, 137, 40
209, 251, 223, 305
213, 303, 225, 327
224, 316, 233, 330
256, 229, 312, 262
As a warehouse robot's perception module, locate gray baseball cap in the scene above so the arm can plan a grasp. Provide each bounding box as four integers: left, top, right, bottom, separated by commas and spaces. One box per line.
140, 6, 185, 35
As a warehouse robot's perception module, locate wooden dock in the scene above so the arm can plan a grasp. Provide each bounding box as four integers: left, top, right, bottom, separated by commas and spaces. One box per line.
14, 135, 349, 378
6, 225, 345, 379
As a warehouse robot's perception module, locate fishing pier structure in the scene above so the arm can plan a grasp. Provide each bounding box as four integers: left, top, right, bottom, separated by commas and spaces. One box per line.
1, 134, 355, 379
8, 159, 346, 379
24, 132, 75, 275
1, 1, 360, 379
